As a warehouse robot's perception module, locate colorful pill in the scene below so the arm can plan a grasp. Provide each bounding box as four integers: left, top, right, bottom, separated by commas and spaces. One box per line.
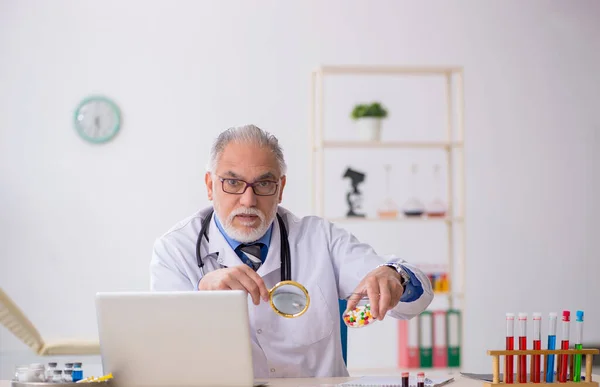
342, 304, 375, 328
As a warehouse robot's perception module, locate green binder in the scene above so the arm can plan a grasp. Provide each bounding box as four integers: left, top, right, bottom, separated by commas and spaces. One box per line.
446, 309, 462, 367
418, 310, 433, 367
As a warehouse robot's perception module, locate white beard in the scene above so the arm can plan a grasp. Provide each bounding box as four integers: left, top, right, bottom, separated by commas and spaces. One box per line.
215, 204, 277, 243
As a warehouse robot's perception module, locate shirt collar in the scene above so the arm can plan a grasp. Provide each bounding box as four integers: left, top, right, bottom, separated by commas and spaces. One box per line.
214, 213, 273, 250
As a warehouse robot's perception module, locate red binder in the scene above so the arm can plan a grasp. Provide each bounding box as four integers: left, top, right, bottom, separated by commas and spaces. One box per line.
433, 310, 448, 367
397, 315, 419, 368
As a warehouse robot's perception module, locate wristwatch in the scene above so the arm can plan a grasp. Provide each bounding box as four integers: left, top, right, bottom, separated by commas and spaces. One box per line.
378, 263, 410, 287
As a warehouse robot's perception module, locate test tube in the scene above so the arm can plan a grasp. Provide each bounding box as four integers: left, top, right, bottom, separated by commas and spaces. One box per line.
518, 313, 527, 383
506, 313, 515, 384
532, 313, 542, 383
417, 372, 425, 387
573, 311, 584, 382
402, 372, 409, 387
546, 312, 557, 383
559, 311, 570, 382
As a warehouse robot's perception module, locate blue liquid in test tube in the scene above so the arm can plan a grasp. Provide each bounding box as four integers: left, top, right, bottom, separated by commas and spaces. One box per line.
546, 313, 557, 383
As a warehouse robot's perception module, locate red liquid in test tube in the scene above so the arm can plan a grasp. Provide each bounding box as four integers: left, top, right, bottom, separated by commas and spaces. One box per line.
518, 313, 528, 383
401, 372, 409, 387
506, 313, 515, 384
532, 313, 542, 383
417, 372, 425, 387
559, 311, 570, 382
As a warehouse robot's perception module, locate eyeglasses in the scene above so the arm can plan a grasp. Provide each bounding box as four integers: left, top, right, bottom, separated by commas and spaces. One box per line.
218, 177, 279, 196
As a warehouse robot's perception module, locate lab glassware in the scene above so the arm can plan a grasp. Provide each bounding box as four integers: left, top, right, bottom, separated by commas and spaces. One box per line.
377, 164, 399, 219
402, 164, 425, 217
425, 164, 447, 218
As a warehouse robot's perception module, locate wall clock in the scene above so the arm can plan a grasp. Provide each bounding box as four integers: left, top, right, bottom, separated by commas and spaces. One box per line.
73, 96, 121, 144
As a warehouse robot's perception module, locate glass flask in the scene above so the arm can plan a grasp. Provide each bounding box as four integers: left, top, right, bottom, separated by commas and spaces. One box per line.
425, 163, 447, 218
402, 163, 425, 217
377, 164, 398, 219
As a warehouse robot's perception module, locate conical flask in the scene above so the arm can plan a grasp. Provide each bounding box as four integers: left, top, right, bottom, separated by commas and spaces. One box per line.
426, 164, 447, 218
402, 163, 425, 217
377, 164, 398, 219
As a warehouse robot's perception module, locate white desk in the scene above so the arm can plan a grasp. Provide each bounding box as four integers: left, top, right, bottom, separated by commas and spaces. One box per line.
254, 374, 599, 387
2, 374, 598, 387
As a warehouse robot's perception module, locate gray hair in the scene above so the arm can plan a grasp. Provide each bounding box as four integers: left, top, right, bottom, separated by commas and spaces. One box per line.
207, 124, 287, 175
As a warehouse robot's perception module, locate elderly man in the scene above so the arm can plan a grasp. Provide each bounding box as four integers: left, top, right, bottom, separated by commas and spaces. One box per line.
150, 124, 433, 378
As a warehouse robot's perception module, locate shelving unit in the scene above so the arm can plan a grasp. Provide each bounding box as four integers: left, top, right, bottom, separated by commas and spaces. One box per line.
318, 141, 463, 149
308, 64, 466, 370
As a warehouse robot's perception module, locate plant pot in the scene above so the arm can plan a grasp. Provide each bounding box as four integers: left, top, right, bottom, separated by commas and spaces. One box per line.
355, 117, 382, 141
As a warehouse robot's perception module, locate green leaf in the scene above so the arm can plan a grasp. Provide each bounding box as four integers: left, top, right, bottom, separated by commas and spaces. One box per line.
350, 102, 388, 120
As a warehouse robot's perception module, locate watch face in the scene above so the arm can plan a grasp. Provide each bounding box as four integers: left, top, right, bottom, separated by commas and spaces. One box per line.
74, 96, 121, 143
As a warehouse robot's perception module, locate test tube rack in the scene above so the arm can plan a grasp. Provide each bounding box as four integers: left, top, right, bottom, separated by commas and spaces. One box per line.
484, 348, 599, 387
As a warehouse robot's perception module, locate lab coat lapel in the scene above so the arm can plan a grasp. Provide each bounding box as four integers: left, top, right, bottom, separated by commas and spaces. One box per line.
257, 217, 281, 278
207, 216, 245, 269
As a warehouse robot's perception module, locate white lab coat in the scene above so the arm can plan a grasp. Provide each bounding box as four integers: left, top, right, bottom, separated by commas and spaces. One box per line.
150, 205, 433, 378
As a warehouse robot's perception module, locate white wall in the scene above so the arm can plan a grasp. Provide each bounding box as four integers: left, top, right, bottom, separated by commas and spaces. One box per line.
1, 0, 599, 379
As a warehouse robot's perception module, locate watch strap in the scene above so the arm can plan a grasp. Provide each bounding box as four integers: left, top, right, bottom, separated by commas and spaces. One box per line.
378, 263, 410, 286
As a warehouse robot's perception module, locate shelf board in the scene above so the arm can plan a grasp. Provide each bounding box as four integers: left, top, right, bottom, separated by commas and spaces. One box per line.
315, 65, 463, 75
432, 291, 464, 298
315, 140, 463, 149
326, 216, 464, 223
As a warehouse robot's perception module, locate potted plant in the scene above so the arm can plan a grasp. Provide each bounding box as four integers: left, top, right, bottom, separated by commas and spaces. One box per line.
350, 102, 388, 141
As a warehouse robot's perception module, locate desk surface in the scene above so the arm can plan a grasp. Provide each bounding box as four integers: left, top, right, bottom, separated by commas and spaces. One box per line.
0, 374, 496, 387
2, 374, 598, 387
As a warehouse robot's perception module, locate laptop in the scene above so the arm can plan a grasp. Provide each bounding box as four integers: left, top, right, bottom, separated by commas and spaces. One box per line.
95, 290, 262, 387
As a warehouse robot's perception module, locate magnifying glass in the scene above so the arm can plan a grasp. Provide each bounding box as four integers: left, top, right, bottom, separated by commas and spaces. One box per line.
268, 280, 310, 318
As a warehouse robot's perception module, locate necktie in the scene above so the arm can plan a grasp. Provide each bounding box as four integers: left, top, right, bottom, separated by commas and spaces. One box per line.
239, 243, 263, 271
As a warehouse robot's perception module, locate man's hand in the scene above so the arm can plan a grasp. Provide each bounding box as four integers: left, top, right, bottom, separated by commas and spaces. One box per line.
346, 266, 404, 320
198, 265, 270, 305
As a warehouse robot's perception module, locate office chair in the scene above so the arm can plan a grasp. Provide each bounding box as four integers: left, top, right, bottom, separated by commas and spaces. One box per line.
0, 287, 100, 356
338, 299, 348, 364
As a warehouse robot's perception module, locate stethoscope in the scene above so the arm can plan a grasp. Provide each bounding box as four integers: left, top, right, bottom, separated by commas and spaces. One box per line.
194, 209, 310, 318
195, 209, 292, 283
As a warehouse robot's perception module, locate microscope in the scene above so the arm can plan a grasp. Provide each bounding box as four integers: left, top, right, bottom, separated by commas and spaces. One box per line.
343, 167, 366, 218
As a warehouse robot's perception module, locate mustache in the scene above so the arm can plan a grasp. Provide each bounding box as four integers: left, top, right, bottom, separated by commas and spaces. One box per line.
227, 207, 265, 222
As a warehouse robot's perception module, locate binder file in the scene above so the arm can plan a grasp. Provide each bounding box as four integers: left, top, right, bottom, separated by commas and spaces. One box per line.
446, 309, 461, 367
433, 310, 448, 368
397, 315, 419, 368
419, 310, 433, 368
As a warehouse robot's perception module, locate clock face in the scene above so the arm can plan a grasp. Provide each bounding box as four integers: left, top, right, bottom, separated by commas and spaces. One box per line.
74, 96, 121, 143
